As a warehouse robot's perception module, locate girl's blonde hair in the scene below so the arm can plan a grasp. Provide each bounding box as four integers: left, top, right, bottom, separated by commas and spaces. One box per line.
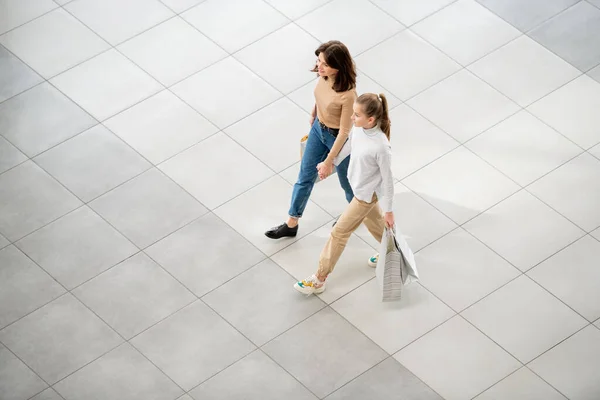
356, 93, 390, 140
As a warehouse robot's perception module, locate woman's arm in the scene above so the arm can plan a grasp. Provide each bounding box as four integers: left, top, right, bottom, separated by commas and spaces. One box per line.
324, 91, 355, 164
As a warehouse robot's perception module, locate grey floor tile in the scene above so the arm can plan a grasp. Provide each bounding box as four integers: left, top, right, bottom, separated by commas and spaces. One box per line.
0, 0, 57, 35
0, 8, 110, 79
474, 367, 567, 400
64, 0, 174, 46
589, 0, 600, 8
15, 206, 138, 290
203, 259, 325, 345
262, 307, 388, 399
190, 350, 318, 400
73, 253, 195, 339
477, 0, 579, 32
89, 168, 207, 248
34, 125, 151, 202
0, 343, 47, 400
0, 294, 122, 384
159, 132, 273, 209
104, 90, 218, 165
0, 82, 96, 157
118, 17, 226, 87
49, 49, 162, 121
529, 1, 600, 71
181, 0, 289, 53
131, 301, 255, 391
370, 0, 455, 26
0, 136, 27, 174
159, 0, 205, 13
529, 325, 600, 400
0, 161, 81, 242
0, 233, 8, 249
54, 343, 183, 400
146, 213, 265, 297
325, 358, 443, 400
0, 245, 65, 329
0, 45, 42, 102
30, 388, 63, 400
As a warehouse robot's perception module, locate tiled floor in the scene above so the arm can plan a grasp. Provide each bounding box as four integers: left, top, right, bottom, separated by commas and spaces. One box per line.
1, 0, 600, 399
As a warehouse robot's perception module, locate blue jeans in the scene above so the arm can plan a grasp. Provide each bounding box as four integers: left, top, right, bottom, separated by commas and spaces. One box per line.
289, 118, 353, 218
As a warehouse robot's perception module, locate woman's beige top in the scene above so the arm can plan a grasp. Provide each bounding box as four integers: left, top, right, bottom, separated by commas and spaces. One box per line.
314, 76, 357, 163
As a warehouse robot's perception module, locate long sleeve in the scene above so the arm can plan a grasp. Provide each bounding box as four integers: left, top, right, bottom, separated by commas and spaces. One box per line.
376, 144, 394, 213
325, 91, 356, 164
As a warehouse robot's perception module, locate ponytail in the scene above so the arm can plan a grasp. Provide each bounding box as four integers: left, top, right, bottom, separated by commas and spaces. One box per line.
356, 92, 391, 141
378, 93, 391, 141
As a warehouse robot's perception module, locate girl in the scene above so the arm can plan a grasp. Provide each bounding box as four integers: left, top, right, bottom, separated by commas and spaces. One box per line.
294, 93, 393, 294
265, 41, 357, 239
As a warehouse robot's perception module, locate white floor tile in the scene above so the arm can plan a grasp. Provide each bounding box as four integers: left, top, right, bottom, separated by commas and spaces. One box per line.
0, 0, 57, 35
395, 316, 521, 400
182, 0, 289, 53
118, 17, 226, 86
370, 0, 456, 26
529, 235, 600, 322
297, 0, 404, 56
264, 0, 330, 20
332, 279, 454, 354
0, 8, 109, 78
411, 0, 521, 65
389, 104, 459, 179
408, 69, 520, 142
271, 224, 375, 304
466, 110, 583, 186
402, 147, 520, 224
64, 0, 174, 46
225, 98, 309, 172
528, 153, 600, 232
528, 75, 600, 149
171, 57, 281, 128
469, 35, 580, 107
416, 228, 520, 312
234, 24, 318, 94
474, 367, 567, 400
356, 30, 460, 100
464, 190, 585, 271
462, 275, 588, 363
214, 176, 331, 256
529, 325, 600, 400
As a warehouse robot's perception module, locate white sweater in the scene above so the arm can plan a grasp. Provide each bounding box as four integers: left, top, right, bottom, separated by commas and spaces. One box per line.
347, 125, 394, 212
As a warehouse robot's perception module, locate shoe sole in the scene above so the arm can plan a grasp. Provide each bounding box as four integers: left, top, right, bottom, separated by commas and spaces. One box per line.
293, 283, 325, 295
367, 259, 377, 268
264, 232, 297, 239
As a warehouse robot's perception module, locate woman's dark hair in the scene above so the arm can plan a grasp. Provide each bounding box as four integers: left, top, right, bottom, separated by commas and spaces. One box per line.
356, 93, 391, 140
311, 40, 356, 93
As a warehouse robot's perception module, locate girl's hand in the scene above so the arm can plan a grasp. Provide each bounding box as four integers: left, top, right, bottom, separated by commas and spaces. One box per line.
384, 212, 395, 229
309, 115, 315, 126
317, 161, 333, 179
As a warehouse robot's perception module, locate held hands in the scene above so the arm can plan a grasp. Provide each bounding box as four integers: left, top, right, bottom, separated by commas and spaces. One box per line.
384, 212, 395, 229
309, 114, 316, 126
317, 160, 334, 180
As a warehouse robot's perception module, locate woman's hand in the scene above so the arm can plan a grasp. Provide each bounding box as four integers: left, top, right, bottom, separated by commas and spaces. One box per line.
384, 212, 395, 229
317, 161, 334, 179
309, 115, 315, 126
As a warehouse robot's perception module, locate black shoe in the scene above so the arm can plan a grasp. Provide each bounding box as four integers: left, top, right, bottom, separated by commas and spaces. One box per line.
265, 223, 298, 239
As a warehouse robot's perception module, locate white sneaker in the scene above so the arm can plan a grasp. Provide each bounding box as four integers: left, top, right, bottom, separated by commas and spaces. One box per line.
367, 253, 379, 268
294, 274, 326, 295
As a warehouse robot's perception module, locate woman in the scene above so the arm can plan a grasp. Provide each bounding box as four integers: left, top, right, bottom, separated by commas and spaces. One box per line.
294, 93, 394, 294
265, 40, 357, 239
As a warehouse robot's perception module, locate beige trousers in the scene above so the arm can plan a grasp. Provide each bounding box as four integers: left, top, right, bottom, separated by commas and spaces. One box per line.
318, 194, 385, 278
